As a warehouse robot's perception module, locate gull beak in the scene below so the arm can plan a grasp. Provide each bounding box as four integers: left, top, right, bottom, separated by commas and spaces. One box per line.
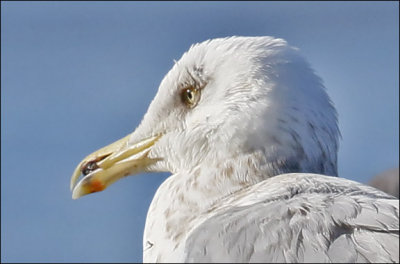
70, 134, 161, 199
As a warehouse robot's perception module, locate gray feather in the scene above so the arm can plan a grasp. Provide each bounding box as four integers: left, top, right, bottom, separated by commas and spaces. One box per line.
184, 174, 399, 263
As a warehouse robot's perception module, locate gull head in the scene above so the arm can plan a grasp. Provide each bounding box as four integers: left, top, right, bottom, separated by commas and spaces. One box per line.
70, 36, 339, 199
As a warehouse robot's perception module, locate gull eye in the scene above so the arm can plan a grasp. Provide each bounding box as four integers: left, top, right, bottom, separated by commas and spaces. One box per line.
181, 85, 200, 108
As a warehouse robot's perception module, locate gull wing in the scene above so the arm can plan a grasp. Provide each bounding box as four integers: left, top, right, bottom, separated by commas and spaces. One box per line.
184, 174, 399, 263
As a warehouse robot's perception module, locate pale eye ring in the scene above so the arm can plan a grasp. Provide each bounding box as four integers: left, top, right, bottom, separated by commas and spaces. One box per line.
181, 85, 200, 108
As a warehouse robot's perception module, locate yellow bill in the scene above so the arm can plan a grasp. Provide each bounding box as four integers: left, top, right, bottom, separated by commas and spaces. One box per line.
70, 134, 160, 199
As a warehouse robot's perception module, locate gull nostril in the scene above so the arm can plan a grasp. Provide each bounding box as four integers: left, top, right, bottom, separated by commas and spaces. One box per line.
80, 153, 112, 176
82, 161, 99, 176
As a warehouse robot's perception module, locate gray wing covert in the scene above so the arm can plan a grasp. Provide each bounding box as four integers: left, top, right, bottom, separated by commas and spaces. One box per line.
184, 176, 399, 263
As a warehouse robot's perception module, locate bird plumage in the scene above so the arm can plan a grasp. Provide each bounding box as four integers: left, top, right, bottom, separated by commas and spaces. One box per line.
71, 36, 399, 263
184, 174, 398, 263
140, 37, 398, 262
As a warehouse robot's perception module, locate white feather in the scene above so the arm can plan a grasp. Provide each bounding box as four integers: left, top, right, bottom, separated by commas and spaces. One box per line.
123, 36, 398, 262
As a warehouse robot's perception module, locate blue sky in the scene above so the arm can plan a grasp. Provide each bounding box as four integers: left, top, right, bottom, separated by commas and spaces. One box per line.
1, 1, 398, 262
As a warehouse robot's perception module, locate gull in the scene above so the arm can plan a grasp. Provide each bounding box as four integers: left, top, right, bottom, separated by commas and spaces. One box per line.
70, 36, 399, 262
